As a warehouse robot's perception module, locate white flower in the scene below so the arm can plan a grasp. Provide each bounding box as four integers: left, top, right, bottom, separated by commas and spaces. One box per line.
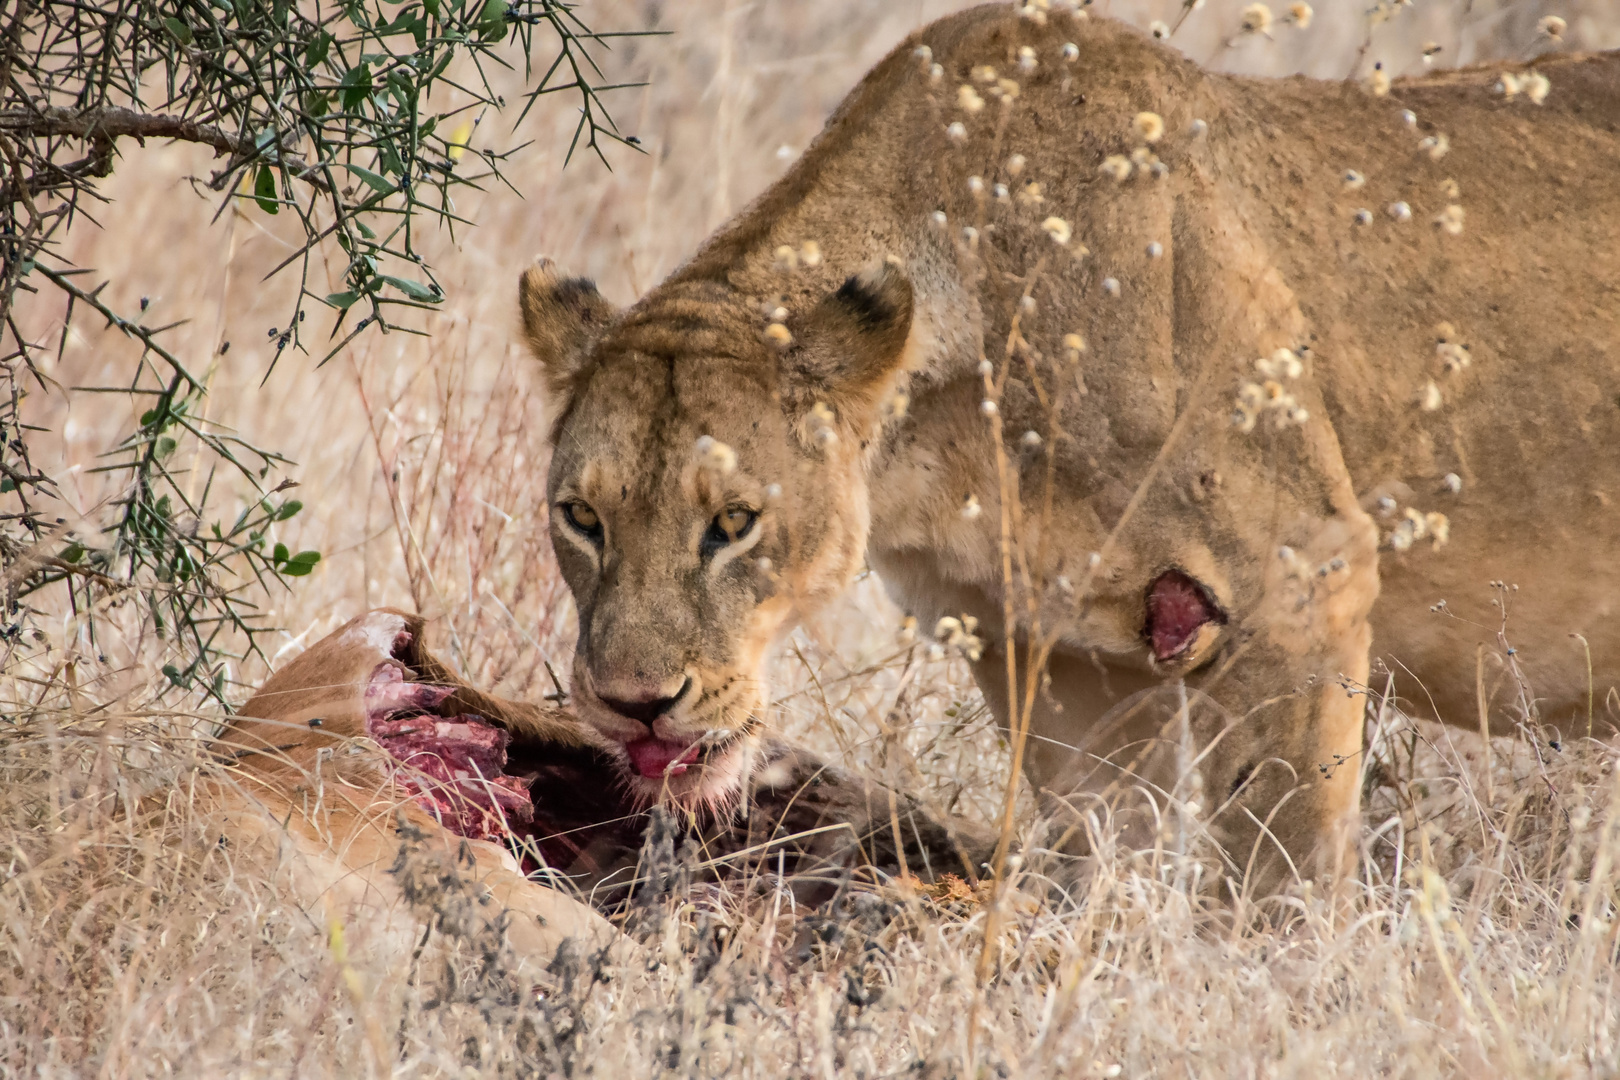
1042, 216, 1072, 245
1133, 111, 1165, 144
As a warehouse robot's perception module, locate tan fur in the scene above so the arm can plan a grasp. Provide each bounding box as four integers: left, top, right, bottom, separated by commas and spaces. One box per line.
521, 5, 1620, 893
211, 610, 616, 968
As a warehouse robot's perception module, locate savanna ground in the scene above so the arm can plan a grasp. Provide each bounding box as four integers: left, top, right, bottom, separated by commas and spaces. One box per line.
6, 0, 1620, 1075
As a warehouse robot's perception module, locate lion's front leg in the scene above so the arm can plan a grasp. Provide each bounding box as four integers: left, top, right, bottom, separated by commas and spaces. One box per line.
976, 502, 1379, 900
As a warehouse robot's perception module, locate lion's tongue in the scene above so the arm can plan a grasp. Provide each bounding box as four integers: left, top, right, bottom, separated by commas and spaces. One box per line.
625, 736, 701, 779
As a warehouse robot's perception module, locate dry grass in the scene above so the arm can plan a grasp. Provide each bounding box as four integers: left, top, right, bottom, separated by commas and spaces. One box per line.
5, 0, 1620, 1075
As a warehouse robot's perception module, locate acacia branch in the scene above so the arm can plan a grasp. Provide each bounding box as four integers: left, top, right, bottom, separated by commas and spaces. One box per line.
0, 105, 328, 190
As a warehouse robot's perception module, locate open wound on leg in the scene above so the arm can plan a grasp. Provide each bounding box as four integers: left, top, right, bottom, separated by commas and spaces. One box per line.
363, 646, 536, 845
1145, 569, 1227, 662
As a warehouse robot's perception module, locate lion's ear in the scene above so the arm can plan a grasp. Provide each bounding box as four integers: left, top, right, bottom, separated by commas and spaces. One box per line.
788, 259, 915, 413
518, 258, 617, 397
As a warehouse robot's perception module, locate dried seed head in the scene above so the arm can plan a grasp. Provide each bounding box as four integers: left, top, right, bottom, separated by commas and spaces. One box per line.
993, 182, 1010, 201
1343, 169, 1366, 190
1434, 204, 1465, 235
1419, 132, 1450, 160
1400, 109, 1418, 127
799, 240, 822, 267
897, 614, 918, 644
980, 399, 999, 417
968, 175, 985, 195
1441, 472, 1462, 494
1496, 72, 1522, 99
765, 322, 793, 348
1435, 321, 1457, 341
961, 226, 979, 247
1388, 201, 1412, 222
1149, 19, 1170, 39
947, 121, 968, 144
1538, 15, 1566, 40
888, 391, 909, 418
958, 495, 982, 520
1007, 153, 1027, 177
1287, 2, 1313, 28
913, 45, 933, 69
1133, 111, 1165, 144
693, 435, 737, 476
1063, 332, 1087, 354
773, 244, 798, 272
1102, 276, 1121, 297
1418, 380, 1443, 411
1425, 511, 1450, 547
971, 64, 997, 84
1021, 429, 1042, 448
1189, 118, 1209, 137
1018, 46, 1038, 73
1062, 42, 1080, 61
1524, 71, 1551, 105
1368, 65, 1391, 97
1150, 161, 1170, 180
1100, 154, 1133, 182
1437, 341, 1471, 372
958, 85, 986, 114
930, 210, 949, 230
1018, 295, 1037, 315
1440, 177, 1460, 199
930, 63, 944, 86
996, 78, 1022, 101
1017, 182, 1044, 207
1353, 208, 1373, 225
1042, 216, 1072, 245
771, 306, 789, 321
1146, 240, 1163, 258
977, 358, 994, 377
1240, 3, 1273, 34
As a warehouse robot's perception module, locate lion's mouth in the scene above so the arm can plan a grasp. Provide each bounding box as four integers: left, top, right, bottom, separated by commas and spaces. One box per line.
623, 733, 735, 779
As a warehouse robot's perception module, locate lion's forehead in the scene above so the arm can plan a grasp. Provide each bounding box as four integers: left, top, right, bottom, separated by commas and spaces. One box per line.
559, 350, 791, 498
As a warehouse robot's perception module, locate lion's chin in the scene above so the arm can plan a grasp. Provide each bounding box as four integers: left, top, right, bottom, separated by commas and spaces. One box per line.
618, 738, 752, 819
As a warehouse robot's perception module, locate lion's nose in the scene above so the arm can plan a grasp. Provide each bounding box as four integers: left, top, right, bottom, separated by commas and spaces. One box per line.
597, 675, 692, 726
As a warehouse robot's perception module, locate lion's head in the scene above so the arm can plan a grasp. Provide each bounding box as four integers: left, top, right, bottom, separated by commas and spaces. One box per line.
519, 258, 915, 810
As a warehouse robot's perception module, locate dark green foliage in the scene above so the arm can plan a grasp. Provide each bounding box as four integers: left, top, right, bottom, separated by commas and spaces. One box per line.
0, 0, 650, 704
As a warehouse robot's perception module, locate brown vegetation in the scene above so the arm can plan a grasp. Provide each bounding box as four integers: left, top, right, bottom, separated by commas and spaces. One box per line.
4, 1, 1620, 1075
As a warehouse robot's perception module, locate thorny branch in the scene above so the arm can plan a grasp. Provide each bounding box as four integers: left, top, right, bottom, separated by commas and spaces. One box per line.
0, 0, 650, 704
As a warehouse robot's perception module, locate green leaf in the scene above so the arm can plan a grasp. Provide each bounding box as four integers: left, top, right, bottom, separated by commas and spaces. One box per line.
324, 291, 359, 311
162, 664, 188, 688
282, 551, 322, 576
306, 31, 332, 67
272, 542, 289, 564
343, 163, 395, 194
60, 543, 84, 563
341, 63, 373, 110
476, 0, 507, 40
254, 166, 279, 214
379, 275, 441, 302
162, 17, 193, 44
275, 499, 304, 521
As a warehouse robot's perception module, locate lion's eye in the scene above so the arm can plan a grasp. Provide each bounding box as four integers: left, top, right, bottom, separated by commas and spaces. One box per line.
701, 506, 757, 556
560, 501, 602, 539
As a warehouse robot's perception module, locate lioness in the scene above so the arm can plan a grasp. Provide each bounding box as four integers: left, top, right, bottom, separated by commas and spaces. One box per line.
520, 4, 1619, 891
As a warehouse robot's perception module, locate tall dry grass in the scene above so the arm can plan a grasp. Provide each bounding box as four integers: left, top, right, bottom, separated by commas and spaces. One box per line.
4, 0, 1620, 1075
